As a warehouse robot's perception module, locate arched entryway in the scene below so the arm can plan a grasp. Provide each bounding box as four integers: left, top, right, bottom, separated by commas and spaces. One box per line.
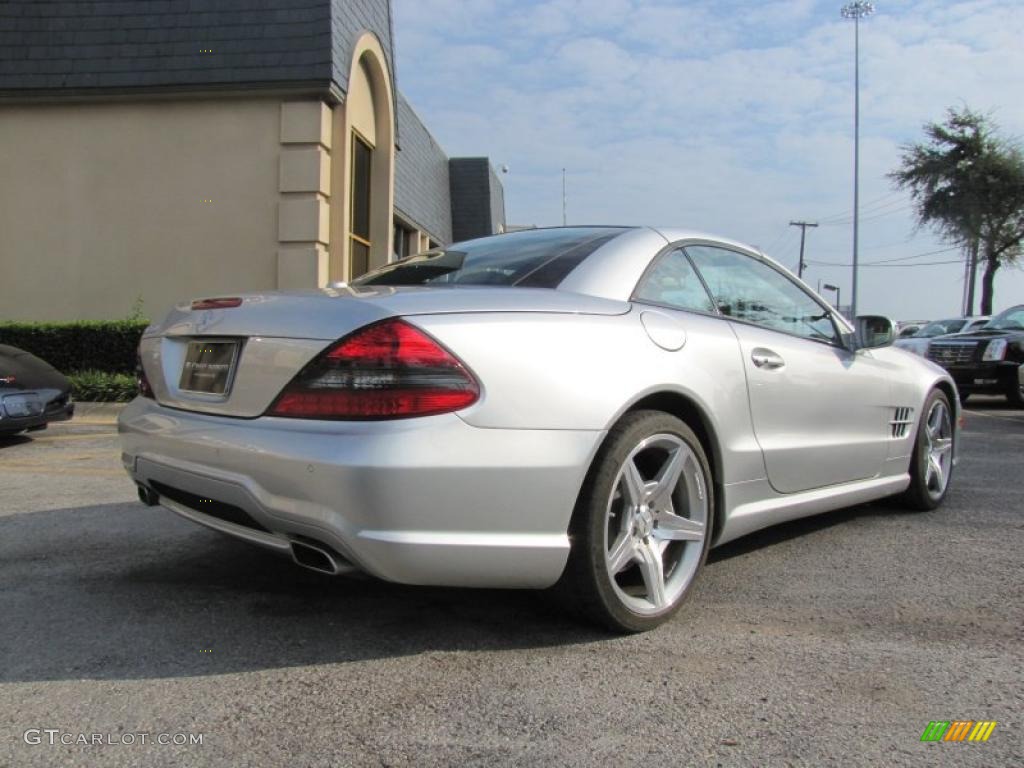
330, 32, 395, 283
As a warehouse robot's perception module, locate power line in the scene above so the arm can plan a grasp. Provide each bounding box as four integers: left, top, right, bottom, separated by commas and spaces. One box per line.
815, 190, 903, 224
807, 246, 961, 267
820, 201, 914, 226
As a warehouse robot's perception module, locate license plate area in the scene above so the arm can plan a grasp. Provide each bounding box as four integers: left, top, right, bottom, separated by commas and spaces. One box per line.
178, 340, 239, 395
3, 393, 43, 417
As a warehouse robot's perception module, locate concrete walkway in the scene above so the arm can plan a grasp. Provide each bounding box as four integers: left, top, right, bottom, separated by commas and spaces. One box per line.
72, 402, 128, 425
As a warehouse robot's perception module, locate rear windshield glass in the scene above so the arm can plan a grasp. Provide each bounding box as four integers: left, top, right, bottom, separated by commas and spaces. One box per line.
917, 319, 965, 337
351, 227, 627, 288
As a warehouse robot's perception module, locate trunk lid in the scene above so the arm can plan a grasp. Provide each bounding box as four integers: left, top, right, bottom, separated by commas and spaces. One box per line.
141, 286, 629, 417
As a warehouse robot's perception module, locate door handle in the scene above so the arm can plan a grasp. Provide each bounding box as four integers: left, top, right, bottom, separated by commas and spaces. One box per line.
751, 348, 785, 370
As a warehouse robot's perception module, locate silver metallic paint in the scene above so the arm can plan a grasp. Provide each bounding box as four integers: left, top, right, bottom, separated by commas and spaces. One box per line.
120, 227, 960, 588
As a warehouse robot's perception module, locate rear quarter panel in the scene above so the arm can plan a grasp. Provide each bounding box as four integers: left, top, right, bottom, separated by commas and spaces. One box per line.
414, 308, 766, 485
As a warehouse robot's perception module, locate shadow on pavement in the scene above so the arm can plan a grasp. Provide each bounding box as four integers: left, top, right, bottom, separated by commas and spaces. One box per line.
0, 502, 605, 683
1, 492, 918, 684
708, 498, 909, 563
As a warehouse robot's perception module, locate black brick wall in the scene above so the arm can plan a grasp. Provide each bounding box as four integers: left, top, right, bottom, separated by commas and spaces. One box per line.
450, 157, 505, 243
394, 93, 451, 244
0, 0, 394, 96
329, 0, 393, 95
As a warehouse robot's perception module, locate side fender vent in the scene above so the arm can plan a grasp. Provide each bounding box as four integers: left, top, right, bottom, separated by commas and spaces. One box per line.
890, 407, 914, 439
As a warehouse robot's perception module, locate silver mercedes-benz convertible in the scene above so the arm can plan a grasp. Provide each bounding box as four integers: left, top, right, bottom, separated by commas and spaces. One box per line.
119, 226, 959, 632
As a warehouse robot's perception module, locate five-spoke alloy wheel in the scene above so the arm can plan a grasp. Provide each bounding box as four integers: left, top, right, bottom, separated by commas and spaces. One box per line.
556, 410, 713, 632
903, 389, 955, 511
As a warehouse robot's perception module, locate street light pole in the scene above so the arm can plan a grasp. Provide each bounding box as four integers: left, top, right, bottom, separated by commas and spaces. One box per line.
841, 1, 874, 318
561, 167, 567, 226
824, 283, 841, 315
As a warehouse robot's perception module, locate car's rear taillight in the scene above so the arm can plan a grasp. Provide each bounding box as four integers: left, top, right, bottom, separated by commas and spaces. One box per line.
191, 297, 243, 310
136, 353, 154, 399
266, 318, 480, 420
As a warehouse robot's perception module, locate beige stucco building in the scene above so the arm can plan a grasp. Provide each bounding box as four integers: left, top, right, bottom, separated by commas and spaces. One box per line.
0, 1, 505, 322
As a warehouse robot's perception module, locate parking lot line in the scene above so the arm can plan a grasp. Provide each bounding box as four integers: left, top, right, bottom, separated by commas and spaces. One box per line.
26, 432, 118, 443
0, 462, 125, 477
964, 409, 1024, 424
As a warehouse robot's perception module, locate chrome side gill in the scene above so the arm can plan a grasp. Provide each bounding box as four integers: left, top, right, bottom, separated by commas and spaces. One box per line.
890, 407, 914, 439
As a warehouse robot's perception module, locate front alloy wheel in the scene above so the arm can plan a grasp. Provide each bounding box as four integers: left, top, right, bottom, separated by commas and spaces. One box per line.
902, 389, 954, 510
555, 411, 713, 632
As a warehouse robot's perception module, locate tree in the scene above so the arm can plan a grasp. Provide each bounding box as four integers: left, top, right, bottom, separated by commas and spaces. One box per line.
889, 107, 1024, 315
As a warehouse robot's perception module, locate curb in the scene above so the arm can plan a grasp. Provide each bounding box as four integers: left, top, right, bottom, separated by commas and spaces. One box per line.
72, 402, 129, 425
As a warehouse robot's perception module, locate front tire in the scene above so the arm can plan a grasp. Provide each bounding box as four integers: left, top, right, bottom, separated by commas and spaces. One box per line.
554, 411, 713, 633
1006, 365, 1024, 407
901, 389, 954, 511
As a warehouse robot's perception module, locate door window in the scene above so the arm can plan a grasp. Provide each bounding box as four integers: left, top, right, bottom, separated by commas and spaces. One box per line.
633, 248, 715, 313
686, 245, 839, 344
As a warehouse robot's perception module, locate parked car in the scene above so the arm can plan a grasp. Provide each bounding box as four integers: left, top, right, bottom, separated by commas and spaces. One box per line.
119, 226, 960, 632
896, 322, 927, 338
0, 345, 75, 436
894, 316, 991, 357
926, 304, 1024, 406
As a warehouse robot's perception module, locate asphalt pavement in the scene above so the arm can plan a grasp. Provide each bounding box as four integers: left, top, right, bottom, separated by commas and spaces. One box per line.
0, 400, 1021, 767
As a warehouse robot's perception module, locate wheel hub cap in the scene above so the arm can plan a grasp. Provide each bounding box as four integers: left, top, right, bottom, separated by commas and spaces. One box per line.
635, 505, 653, 538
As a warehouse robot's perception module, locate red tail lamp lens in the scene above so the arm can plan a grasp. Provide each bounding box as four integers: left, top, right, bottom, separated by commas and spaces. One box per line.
136, 353, 154, 399
267, 319, 480, 419
191, 297, 243, 310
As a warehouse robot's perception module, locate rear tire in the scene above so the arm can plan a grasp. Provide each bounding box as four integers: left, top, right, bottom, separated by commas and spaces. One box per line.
901, 389, 954, 511
553, 410, 713, 633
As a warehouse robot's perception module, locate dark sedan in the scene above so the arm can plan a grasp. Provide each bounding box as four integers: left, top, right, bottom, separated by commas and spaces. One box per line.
0, 345, 75, 436
926, 305, 1024, 406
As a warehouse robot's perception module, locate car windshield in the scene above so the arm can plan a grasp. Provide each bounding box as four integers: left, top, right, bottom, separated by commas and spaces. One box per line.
986, 307, 1024, 330
916, 318, 965, 337
351, 227, 627, 288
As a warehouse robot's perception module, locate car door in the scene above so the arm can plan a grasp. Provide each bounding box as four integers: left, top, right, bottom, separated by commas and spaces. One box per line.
684, 245, 892, 494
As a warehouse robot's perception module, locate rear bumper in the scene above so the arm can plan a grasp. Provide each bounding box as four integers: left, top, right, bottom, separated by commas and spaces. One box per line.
118, 398, 603, 588
0, 396, 73, 434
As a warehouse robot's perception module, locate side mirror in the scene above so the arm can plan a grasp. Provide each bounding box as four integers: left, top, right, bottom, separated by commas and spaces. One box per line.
855, 315, 895, 349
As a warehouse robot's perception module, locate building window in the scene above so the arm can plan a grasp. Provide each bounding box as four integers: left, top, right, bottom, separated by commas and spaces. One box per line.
349, 133, 373, 279
394, 219, 414, 261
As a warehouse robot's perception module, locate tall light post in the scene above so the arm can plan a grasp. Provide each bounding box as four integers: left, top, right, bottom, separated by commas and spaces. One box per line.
823, 283, 842, 315
841, 1, 874, 318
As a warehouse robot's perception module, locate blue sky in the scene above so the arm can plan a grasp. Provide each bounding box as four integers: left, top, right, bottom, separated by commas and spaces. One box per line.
392, 0, 1024, 319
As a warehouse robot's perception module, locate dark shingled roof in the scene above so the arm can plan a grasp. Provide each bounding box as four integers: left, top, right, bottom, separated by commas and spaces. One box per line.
0, 0, 394, 99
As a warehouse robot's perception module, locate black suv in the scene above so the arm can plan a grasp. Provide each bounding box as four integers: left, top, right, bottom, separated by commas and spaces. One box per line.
926, 304, 1024, 406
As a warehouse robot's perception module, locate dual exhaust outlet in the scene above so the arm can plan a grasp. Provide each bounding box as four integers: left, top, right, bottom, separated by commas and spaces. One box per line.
136, 483, 347, 576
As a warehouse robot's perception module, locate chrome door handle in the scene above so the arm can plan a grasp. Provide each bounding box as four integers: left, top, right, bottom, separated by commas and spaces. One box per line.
751, 348, 785, 370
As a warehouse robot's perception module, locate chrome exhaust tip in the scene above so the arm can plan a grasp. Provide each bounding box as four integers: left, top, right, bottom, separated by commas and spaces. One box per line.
290, 539, 341, 575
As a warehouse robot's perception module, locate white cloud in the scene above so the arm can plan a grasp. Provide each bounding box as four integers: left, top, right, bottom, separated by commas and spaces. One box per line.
392, 0, 1024, 317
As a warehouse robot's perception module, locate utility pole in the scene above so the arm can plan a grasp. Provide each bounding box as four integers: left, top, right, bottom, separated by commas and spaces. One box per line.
841, 1, 875, 318
789, 220, 818, 278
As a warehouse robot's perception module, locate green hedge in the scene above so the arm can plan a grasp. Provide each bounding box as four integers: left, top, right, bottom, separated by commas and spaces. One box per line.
68, 370, 138, 403
0, 320, 148, 375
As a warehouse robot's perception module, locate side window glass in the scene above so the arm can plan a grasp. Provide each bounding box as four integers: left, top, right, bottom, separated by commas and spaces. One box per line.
685, 245, 839, 344
634, 248, 715, 313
